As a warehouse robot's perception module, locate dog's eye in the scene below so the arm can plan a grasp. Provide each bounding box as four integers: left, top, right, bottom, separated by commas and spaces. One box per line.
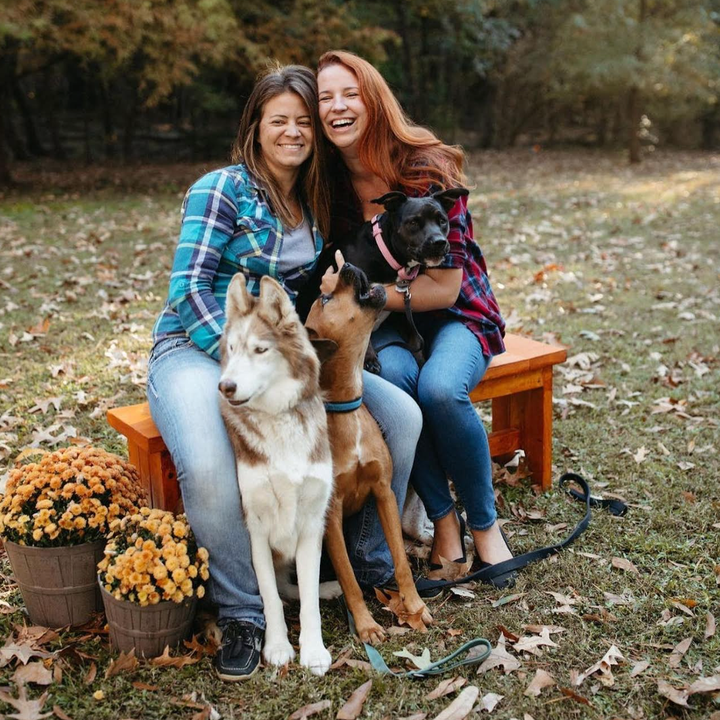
321, 294, 332, 306
228, 343, 234, 352
255, 346, 268, 354
406, 219, 419, 229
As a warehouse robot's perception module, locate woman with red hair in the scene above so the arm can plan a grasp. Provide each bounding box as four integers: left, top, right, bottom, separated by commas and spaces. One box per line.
317, 50, 516, 588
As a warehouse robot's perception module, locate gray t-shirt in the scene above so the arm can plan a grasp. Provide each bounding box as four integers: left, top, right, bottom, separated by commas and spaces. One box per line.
279, 215, 315, 275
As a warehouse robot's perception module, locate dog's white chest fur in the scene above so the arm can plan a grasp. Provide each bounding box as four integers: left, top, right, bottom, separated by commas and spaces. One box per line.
235, 408, 332, 560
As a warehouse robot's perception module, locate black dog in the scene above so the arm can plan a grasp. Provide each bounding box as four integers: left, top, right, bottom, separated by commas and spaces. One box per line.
340, 188, 469, 285
338, 187, 469, 372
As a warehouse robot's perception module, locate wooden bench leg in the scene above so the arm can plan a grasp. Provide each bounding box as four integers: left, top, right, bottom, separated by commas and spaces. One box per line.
127, 440, 181, 513
491, 367, 553, 491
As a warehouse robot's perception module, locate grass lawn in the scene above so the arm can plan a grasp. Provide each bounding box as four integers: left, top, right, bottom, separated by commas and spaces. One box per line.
0, 150, 718, 719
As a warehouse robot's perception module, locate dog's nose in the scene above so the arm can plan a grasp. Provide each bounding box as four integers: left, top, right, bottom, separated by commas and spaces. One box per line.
218, 379, 237, 397
430, 239, 449, 254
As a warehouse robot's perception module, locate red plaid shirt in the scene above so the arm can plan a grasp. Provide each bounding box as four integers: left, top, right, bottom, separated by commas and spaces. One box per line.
329, 164, 506, 357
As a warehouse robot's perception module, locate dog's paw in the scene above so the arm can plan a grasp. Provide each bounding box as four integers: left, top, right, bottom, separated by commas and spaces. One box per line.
357, 619, 386, 645
263, 637, 295, 667
363, 357, 382, 375
300, 643, 332, 676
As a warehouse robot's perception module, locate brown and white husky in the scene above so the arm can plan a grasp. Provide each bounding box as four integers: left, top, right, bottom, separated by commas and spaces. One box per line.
218, 274, 333, 676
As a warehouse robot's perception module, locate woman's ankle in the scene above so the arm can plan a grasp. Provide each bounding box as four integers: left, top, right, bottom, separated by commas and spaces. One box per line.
472, 521, 513, 565
430, 511, 463, 565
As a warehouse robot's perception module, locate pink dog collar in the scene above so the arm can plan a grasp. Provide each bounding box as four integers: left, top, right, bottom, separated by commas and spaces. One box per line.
371, 215, 419, 282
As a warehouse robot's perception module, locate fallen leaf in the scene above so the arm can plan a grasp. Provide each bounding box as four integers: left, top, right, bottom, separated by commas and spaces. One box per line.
476, 635, 521, 675
668, 637, 692, 668
0, 637, 55, 667
670, 601, 695, 617
491, 593, 525, 608
12, 661, 54, 686
183, 635, 219, 658
478, 692, 503, 713
630, 660, 650, 677
425, 676, 467, 700
558, 687, 590, 705
83, 662, 97, 685
105, 649, 139, 678
149, 646, 198, 668
375, 587, 428, 632
288, 700, 332, 719
337, 679, 372, 720
132, 682, 159, 692
657, 679, 689, 707
449, 586, 476, 599
0, 684, 52, 719
603, 591, 635, 606
611, 557, 639, 574
52, 706, 72, 720
574, 644, 624, 686
427, 555, 472, 582
705, 611, 716, 639
545, 591, 576, 606
633, 446, 648, 464
398, 715, 427, 720
431, 685, 479, 720
688, 675, 720, 695
524, 669, 556, 696
394, 647, 432, 670
513, 629, 559, 655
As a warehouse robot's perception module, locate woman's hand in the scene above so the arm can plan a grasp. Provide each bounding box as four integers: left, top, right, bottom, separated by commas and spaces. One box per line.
319, 250, 346, 295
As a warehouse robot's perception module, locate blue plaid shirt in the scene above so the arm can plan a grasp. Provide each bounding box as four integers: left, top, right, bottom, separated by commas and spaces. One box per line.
152, 164, 323, 360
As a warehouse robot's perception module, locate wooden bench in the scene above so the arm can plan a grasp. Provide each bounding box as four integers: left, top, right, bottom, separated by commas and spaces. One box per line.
107, 333, 566, 511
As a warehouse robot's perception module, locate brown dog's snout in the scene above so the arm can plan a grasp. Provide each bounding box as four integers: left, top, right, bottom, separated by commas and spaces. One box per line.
219, 379, 237, 397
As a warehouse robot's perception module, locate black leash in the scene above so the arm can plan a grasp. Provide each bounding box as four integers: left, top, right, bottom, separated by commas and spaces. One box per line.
416, 473, 627, 592
372, 280, 426, 367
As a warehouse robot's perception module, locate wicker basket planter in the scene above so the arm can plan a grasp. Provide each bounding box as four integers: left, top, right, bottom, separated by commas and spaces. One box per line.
5, 539, 105, 627
100, 584, 197, 657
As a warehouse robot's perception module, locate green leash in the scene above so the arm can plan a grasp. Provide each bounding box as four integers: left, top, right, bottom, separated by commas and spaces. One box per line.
345, 606, 491, 679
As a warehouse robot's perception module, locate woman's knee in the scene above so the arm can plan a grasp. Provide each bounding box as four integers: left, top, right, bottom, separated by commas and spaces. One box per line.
416, 371, 469, 414
377, 348, 419, 399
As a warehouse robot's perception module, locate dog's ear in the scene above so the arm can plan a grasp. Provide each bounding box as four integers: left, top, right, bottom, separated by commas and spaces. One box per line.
432, 187, 469, 213
225, 273, 253, 322
258, 276, 296, 328
371, 191, 408, 212
310, 338, 338, 364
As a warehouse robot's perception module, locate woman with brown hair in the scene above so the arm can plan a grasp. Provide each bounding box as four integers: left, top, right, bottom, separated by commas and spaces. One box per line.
317, 50, 516, 589
148, 63, 422, 681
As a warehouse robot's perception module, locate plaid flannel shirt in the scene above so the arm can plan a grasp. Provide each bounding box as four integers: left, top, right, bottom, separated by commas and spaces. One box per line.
152, 164, 323, 360
329, 165, 505, 357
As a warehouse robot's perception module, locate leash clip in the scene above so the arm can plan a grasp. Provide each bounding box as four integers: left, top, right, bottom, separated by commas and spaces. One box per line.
395, 278, 412, 303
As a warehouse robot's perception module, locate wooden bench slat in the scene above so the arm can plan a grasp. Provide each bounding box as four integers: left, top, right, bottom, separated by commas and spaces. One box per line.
107, 333, 567, 507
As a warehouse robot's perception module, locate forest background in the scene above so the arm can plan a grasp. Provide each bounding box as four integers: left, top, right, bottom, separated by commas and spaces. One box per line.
1, 0, 719, 186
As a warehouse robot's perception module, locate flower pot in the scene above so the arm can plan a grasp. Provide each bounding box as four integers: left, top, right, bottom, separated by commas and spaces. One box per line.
4, 539, 105, 627
99, 584, 197, 658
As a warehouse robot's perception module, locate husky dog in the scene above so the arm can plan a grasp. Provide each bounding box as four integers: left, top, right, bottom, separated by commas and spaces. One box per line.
218, 274, 333, 676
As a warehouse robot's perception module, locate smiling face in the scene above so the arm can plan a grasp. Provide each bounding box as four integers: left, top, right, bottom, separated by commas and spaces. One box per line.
258, 91, 313, 181
317, 64, 368, 155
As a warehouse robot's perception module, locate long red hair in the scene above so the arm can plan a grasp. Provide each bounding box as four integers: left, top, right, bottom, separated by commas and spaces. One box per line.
317, 50, 465, 193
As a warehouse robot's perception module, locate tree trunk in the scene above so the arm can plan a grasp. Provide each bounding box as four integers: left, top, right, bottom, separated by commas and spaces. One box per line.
0, 50, 15, 185
12, 77, 46, 156
395, 0, 420, 119
99, 78, 117, 158
701, 108, 718, 150
122, 81, 140, 162
41, 66, 66, 160
627, 86, 641, 163
628, 0, 647, 164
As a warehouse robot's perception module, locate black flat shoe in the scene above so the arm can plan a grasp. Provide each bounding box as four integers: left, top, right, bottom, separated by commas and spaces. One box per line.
476, 526, 517, 589
429, 511, 467, 572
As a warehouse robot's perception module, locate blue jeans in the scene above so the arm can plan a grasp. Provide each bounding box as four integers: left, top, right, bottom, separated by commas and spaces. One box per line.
374, 315, 497, 531
146, 336, 421, 627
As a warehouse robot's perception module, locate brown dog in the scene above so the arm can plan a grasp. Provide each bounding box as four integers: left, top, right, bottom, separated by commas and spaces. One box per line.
305, 263, 432, 644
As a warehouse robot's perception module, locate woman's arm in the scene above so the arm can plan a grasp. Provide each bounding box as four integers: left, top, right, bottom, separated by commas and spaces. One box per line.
382, 268, 462, 312
167, 170, 238, 359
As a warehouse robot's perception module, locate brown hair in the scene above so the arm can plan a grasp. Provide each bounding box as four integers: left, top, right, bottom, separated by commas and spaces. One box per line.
231, 64, 330, 237
317, 50, 465, 193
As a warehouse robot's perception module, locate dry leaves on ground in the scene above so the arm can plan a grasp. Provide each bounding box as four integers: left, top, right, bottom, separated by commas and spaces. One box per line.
524, 669, 556, 697
105, 649, 139, 678
572, 645, 624, 686
336, 679, 372, 720
431, 685, 479, 720
476, 635, 521, 675
0, 684, 51, 720
12, 660, 53, 686
288, 700, 332, 719
374, 587, 428, 632
425, 676, 467, 700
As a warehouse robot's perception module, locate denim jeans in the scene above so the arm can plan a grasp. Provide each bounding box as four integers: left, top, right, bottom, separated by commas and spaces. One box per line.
147, 336, 421, 626
373, 315, 497, 531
